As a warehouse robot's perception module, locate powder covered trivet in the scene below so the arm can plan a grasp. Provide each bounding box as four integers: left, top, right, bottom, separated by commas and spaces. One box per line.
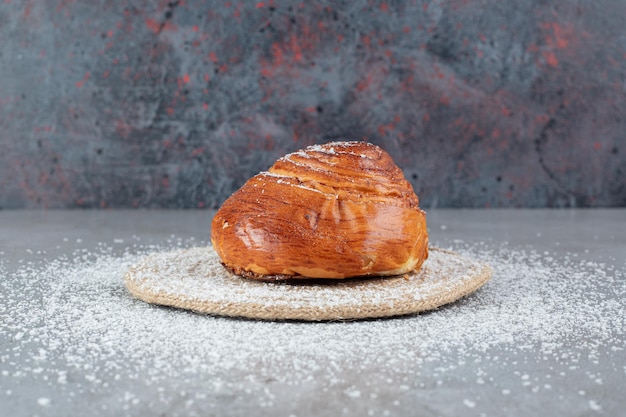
124, 246, 492, 321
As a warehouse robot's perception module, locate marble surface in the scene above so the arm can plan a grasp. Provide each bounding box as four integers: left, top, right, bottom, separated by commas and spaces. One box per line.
2, 0, 625, 209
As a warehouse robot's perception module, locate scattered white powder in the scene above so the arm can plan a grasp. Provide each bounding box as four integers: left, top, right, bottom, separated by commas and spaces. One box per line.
281, 142, 373, 166
308, 144, 337, 155
589, 400, 602, 411
37, 397, 51, 407
258, 171, 290, 180
1, 239, 624, 415
463, 398, 476, 408
344, 387, 361, 398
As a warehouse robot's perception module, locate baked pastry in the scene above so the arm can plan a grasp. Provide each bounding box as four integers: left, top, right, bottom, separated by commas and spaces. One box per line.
210, 141, 428, 280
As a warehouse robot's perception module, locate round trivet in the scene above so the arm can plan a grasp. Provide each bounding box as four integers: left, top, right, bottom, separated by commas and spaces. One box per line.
124, 247, 492, 321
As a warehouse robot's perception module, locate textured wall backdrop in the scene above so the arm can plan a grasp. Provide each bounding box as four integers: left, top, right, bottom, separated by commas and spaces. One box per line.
0, 0, 624, 209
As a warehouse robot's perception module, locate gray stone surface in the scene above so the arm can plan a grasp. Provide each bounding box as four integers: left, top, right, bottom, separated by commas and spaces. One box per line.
1, 1, 625, 208
1, 209, 625, 416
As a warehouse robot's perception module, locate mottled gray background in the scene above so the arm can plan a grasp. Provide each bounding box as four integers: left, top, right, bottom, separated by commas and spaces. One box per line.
0, 0, 624, 209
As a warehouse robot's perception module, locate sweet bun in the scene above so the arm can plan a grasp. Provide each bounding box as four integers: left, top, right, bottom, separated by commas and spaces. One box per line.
210, 141, 428, 280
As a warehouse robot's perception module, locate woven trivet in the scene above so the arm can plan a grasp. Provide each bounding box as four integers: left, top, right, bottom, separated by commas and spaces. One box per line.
124, 246, 492, 321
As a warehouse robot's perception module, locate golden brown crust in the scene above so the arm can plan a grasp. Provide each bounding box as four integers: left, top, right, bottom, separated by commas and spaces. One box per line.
211, 141, 429, 280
